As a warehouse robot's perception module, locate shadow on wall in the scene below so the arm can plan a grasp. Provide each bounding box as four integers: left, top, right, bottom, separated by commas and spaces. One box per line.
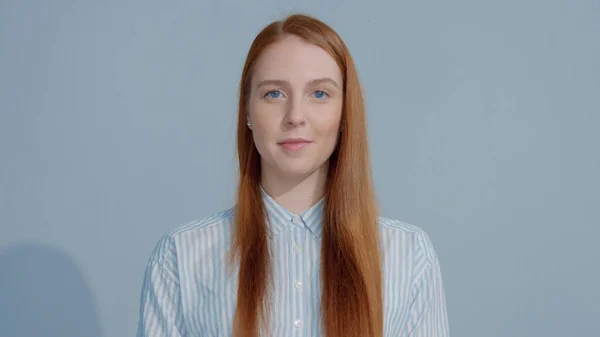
0, 242, 103, 337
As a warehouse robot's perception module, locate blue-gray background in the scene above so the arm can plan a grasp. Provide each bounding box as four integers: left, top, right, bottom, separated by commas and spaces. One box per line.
1, 0, 598, 336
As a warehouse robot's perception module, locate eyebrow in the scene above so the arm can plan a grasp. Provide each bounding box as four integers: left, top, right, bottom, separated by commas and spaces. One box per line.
256, 77, 341, 90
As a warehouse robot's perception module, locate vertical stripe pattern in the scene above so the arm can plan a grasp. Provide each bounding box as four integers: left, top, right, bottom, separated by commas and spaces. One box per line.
137, 189, 450, 336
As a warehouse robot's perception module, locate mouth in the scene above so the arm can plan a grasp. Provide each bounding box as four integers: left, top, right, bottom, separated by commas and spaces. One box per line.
278, 139, 313, 151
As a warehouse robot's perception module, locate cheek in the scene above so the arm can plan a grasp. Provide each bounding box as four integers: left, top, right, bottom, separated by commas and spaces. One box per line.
252, 116, 280, 144
248, 104, 281, 148
249, 98, 280, 126
315, 107, 342, 139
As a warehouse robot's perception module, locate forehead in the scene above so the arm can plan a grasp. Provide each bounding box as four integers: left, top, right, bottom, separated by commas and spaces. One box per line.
251, 35, 342, 85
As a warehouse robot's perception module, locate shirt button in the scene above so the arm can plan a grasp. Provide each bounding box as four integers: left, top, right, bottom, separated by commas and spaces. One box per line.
294, 319, 302, 328
293, 244, 302, 252
291, 217, 298, 224
294, 280, 302, 289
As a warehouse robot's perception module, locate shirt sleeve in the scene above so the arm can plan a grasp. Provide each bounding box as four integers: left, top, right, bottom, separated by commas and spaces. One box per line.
136, 258, 187, 336
404, 232, 450, 337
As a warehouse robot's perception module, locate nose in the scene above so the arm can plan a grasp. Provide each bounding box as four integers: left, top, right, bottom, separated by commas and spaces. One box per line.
283, 96, 306, 127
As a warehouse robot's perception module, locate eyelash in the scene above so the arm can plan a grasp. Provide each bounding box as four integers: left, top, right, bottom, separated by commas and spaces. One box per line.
264, 90, 284, 99
312, 90, 330, 99
263, 90, 330, 99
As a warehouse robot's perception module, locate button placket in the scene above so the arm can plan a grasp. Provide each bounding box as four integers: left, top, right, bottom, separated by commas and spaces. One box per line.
293, 236, 303, 290
291, 226, 305, 333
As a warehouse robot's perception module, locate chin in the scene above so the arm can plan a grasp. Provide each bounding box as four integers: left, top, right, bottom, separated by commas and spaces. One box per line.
277, 164, 318, 180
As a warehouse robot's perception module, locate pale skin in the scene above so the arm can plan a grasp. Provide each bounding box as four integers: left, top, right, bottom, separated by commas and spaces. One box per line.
247, 34, 344, 214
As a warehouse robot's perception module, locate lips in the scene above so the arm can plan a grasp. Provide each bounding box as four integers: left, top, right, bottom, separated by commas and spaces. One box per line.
278, 139, 312, 151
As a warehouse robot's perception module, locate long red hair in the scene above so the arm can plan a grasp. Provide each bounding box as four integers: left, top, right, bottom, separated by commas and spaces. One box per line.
230, 13, 383, 337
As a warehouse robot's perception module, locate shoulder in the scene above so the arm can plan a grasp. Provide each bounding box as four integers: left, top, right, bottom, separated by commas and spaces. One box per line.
168, 206, 236, 238
378, 216, 439, 265
146, 206, 236, 267
378, 216, 425, 234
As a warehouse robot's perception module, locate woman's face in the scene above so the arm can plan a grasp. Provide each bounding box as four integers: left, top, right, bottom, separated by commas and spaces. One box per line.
247, 34, 343, 181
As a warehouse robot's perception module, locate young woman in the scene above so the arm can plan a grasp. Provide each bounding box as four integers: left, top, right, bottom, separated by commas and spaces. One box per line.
137, 13, 450, 337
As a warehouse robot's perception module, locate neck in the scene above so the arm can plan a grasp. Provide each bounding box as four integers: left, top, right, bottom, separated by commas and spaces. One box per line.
260, 162, 328, 215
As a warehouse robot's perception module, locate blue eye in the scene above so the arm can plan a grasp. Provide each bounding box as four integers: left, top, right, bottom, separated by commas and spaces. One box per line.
313, 90, 329, 99
265, 90, 282, 99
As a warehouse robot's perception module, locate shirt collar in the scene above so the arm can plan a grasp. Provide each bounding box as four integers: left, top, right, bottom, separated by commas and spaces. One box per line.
260, 186, 325, 238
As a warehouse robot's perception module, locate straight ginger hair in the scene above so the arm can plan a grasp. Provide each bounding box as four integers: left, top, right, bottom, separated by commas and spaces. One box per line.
230, 14, 383, 337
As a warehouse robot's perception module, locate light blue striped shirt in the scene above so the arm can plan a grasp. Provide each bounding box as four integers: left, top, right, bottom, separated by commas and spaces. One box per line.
137, 189, 450, 336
